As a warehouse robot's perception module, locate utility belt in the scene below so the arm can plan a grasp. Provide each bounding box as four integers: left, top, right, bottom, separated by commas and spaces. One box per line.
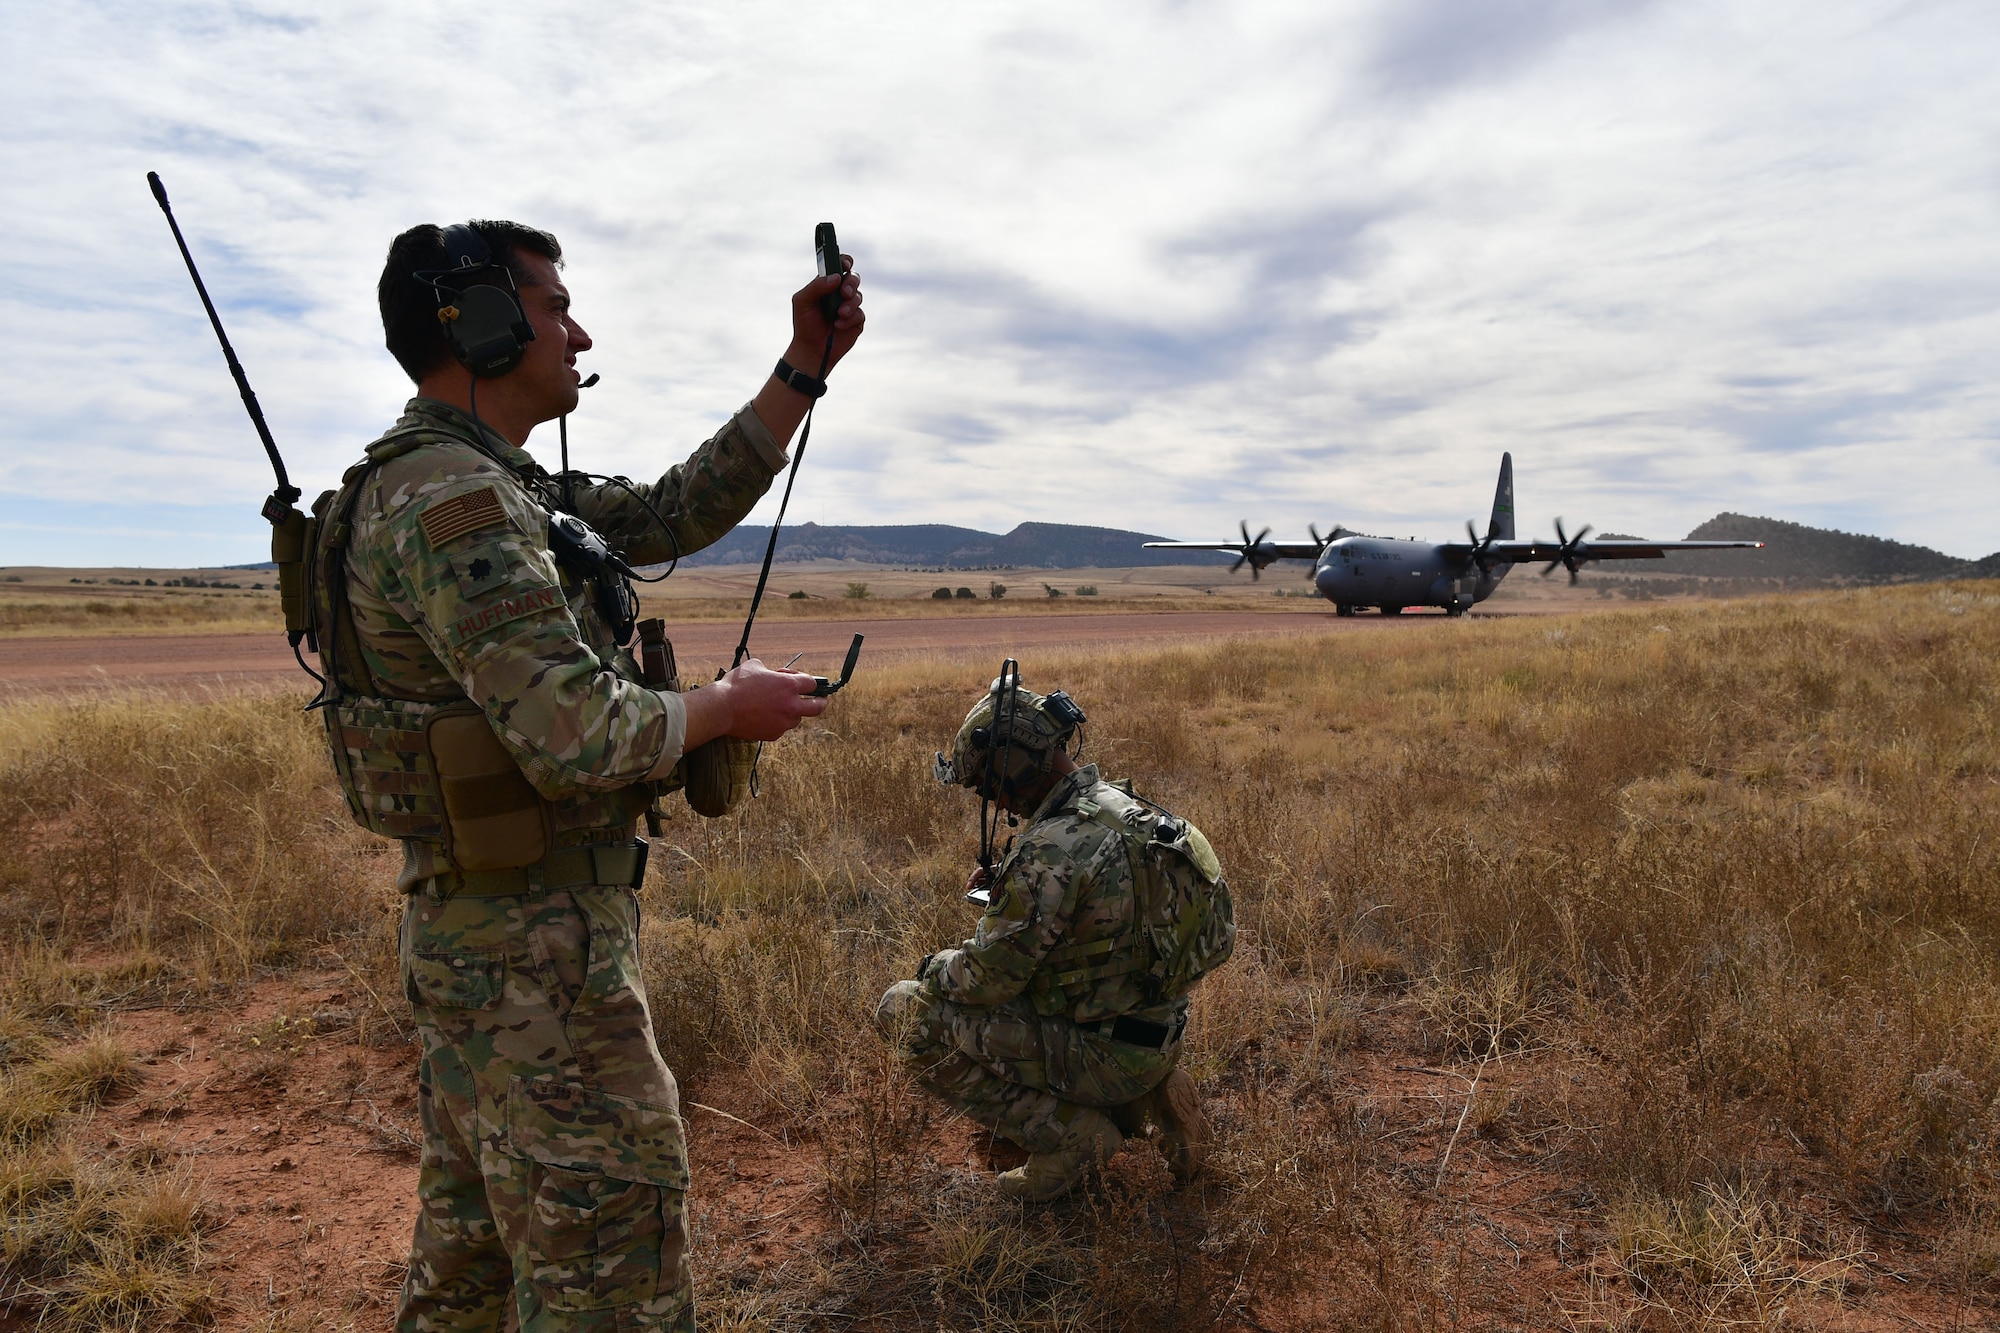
409, 838, 650, 900
1078, 1010, 1187, 1053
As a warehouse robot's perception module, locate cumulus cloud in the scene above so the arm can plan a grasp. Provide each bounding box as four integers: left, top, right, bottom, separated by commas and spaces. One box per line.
0, 0, 1994, 567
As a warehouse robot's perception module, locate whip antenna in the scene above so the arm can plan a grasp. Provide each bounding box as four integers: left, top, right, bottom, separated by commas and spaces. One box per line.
146, 171, 317, 675
146, 171, 299, 523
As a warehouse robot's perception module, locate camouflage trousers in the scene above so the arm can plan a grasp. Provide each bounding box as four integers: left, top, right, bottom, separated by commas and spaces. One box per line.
875, 982, 1179, 1153
396, 884, 692, 1333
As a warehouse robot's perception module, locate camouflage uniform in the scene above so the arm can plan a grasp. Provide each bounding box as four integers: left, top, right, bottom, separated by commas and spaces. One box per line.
875, 763, 1187, 1154
341, 397, 785, 1331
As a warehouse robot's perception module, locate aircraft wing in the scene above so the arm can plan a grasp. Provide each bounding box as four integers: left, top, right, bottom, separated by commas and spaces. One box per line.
1142, 539, 1326, 560
1442, 539, 1765, 563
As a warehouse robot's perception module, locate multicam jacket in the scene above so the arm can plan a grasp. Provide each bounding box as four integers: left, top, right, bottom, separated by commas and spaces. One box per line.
924, 764, 1189, 1029
332, 397, 784, 870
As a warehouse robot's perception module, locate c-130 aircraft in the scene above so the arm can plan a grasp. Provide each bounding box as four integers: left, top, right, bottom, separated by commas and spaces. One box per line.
1145, 454, 1763, 616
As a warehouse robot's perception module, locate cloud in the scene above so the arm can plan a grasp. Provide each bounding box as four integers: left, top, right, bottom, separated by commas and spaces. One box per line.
0, 0, 1995, 569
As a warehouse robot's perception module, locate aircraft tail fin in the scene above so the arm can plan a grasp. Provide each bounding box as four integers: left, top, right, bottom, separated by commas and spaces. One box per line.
1487, 452, 1515, 541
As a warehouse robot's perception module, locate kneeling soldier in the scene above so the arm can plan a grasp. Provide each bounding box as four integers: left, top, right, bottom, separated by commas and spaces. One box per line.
877, 668, 1234, 1200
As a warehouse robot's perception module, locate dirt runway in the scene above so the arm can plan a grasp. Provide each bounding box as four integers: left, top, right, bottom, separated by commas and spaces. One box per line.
0, 608, 1477, 695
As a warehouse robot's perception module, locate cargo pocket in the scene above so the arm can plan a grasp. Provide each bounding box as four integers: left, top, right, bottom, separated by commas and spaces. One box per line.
404, 949, 506, 1010
503, 1075, 690, 1314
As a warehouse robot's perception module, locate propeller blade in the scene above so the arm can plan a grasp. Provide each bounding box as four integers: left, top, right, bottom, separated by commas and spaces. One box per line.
1239, 519, 1253, 546
1310, 523, 1323, 547
1231, 554, 1247, 575
1254, 527, 1271, 547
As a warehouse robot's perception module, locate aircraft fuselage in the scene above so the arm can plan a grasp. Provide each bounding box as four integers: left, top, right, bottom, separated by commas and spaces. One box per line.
1311, 536, 1509, 616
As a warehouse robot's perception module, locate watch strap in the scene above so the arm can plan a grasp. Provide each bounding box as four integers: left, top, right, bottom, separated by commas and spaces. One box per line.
774, 358, 828, 399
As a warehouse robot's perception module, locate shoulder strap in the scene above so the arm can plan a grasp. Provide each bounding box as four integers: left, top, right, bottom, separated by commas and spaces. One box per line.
313, 426, 486, 704
1041, 786, 1156, 973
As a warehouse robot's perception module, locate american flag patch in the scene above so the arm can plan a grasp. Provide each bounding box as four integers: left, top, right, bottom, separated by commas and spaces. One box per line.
418, 486, 506, 548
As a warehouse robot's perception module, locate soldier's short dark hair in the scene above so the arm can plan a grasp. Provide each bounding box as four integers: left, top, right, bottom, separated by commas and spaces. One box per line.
378, 221, 564, 384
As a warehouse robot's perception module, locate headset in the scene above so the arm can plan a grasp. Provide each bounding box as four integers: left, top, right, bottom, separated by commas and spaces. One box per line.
413, 224, 536, 378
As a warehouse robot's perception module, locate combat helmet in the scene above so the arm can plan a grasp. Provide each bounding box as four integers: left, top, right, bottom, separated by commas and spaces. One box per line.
934, 661, 1087, 803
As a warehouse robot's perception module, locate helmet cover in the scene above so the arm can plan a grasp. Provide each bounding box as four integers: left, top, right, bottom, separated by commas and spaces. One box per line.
933, 682, 1085, 801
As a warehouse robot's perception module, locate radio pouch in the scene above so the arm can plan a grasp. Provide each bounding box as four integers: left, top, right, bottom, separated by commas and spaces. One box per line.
428, 709, 552, 871
683, 670, 756, 819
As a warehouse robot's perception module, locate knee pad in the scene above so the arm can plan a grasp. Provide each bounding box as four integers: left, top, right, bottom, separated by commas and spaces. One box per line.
874, 979, 925, 1037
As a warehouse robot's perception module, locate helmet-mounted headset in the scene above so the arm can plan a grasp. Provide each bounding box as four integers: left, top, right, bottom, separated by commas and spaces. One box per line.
933, 672, 1088, 802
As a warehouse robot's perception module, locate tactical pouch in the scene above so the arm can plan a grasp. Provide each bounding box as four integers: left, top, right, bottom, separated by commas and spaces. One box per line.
324, 695, 453, 841
324, 695, 553, 871
429, 709, 553, 871
270, 505, 314, 642
683, 736, 755, 819
682, 670, 755, 819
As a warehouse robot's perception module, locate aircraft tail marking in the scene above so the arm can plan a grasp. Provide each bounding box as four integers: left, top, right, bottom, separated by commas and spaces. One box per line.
1487, 452, 1515, 541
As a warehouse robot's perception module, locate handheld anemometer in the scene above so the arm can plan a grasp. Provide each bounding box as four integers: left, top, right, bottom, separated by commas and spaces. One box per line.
815, 223, 844, 322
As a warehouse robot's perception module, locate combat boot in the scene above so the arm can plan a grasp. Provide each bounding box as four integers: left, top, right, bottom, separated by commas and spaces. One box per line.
1114, 1068, 1213, 1182
995, 1106, 1123, 1202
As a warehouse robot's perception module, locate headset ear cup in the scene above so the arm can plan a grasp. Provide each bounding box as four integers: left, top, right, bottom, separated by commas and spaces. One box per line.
445, 283, 532, 377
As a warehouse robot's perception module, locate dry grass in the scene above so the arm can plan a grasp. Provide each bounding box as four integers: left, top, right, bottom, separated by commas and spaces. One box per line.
1, 581, 1996, 1327
0, 1022, 215, 1329
0, 587, 281, 637
0, 692, 396, 992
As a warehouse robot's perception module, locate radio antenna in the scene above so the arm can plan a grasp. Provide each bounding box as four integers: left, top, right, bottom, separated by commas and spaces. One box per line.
146, 172, 299, 524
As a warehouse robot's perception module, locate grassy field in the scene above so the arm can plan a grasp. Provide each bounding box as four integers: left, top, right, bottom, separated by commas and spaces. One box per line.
2, 583, 1996, 1328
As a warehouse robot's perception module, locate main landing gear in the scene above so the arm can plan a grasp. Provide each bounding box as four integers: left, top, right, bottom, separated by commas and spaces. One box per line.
1334, 603, 1356, 617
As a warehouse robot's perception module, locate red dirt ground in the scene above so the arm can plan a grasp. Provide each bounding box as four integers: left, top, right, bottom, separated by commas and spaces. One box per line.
73, 974, 1979, 1331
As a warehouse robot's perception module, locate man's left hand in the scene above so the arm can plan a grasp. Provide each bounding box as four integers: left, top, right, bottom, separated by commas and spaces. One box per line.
788, 257, 864, 373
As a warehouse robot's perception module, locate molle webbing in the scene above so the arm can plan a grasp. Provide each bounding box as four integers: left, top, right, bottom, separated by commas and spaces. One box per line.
1027, 785, 1229, 1017
1027, 788, 1160, 1014
326, 695, 457, 840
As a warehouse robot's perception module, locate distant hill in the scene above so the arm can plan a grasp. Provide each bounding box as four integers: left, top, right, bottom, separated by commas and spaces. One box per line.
1667, 513, 1995, 583
670, 521, 1233, 569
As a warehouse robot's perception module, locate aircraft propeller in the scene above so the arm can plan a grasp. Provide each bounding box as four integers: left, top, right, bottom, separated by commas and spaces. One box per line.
1464, 520, 1499, 574
1540, 518, 1594, 584
1232, 520, 1276, 580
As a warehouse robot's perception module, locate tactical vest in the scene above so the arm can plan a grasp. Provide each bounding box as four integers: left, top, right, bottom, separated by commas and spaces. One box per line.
1026, 783, 1235, 1019
302, 427, 674, 890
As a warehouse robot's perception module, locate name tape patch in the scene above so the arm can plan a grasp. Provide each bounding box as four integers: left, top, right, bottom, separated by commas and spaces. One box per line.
420, 486, 506, 549
450, 584, 562, 646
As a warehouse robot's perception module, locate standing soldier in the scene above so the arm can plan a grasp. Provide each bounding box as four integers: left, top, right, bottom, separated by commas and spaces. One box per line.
877, 668, 1234, 1200
318, 219, 863, 1331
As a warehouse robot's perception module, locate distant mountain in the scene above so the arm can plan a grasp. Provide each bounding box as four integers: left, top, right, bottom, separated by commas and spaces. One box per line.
1666, 513, 1996, 583
668, 521, 1233, 569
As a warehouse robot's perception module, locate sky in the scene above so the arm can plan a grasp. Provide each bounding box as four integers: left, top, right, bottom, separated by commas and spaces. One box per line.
2, 0, 1996, 568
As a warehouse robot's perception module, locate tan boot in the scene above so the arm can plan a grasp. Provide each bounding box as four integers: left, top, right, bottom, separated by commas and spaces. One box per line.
1154, 1068, 1213, 1181
995, 1107, 1123, 1202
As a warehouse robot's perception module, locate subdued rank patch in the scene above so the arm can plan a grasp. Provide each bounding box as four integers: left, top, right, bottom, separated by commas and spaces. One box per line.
449, 583, 563, 646
419, 486, 506, 549
448, 544, 514, 599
